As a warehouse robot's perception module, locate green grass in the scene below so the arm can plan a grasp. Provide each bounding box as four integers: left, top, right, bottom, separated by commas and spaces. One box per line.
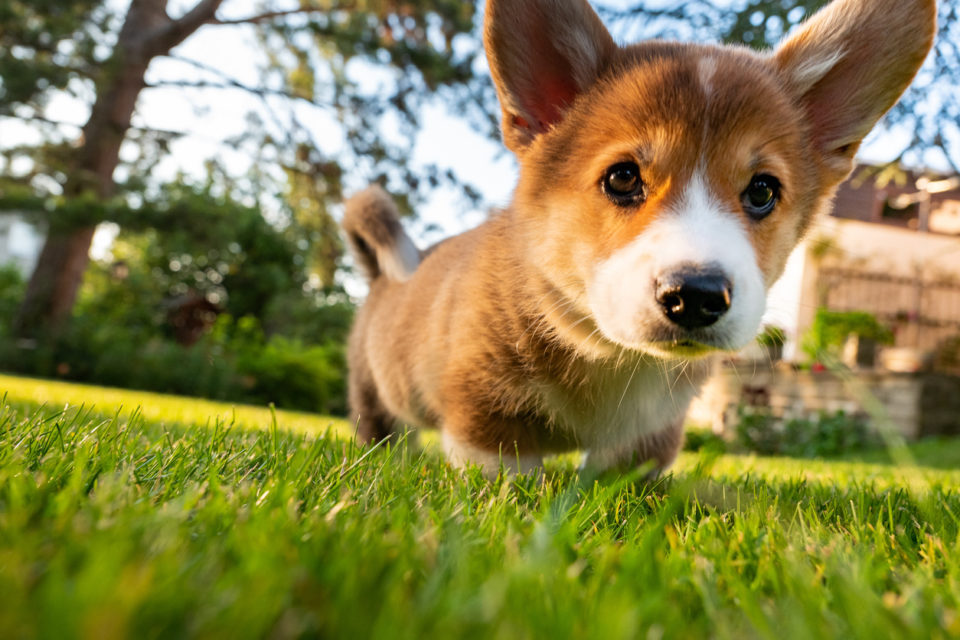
0, 373, 352, 436
2, 374, 960, 639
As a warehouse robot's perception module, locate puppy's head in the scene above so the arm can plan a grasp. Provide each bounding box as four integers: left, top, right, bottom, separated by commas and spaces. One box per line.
485, 0, 935, 359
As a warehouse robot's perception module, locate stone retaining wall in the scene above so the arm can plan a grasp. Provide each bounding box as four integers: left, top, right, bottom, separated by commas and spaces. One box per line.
687, 363, 960, 439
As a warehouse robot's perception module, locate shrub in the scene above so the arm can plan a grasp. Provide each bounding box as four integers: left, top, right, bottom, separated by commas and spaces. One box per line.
734, 408, 781, 455
801, 309, 894, 363
235, 336, 347, 415
782, 411, 875, 457
733, 406, 876, 457
0, 313, 348, 415
934, 334, 960, 374
683, 428, 727, 454
0, 265, 25, 338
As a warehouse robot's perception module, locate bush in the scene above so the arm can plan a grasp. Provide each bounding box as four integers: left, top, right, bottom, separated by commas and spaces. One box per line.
0, 313, 349, 415
734, 408, 781, 455
235, 336, 347, 415
934, 334, 960, 374
783, 411, 876, 457
802, 309, 894, 363
683, 428, 727, 454
733, 406, 877, 457
0, 265, 25, 338
0, 320, 235, 398
92, 337, 239, 400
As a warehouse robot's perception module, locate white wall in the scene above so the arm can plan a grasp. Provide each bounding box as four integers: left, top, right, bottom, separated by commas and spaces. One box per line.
815, 217, 960, 279
760, 245, 809, 361
754, 217, 960, 361
0, 212, 46, 277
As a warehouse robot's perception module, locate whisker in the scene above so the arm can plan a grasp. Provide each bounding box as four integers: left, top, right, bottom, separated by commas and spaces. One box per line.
616, 356, 643, 413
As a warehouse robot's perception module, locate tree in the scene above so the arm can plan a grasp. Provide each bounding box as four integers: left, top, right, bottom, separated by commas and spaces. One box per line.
77, 179, 305, 328
6, 0, 956, 340
0, 0, 484, 336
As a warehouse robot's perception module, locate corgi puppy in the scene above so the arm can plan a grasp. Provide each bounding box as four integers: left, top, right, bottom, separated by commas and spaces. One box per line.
343, 0, 936, 476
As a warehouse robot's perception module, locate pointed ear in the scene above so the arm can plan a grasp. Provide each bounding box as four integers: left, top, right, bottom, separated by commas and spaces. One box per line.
484, 0, 617, 153
773, 0, 936, 181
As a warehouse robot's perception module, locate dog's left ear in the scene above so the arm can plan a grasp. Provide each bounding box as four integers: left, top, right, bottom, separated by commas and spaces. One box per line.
773, 0, 936, 182
484, 0, 617, 154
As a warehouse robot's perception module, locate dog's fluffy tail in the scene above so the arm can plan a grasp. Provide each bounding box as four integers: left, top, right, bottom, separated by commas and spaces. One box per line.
342, 186, 421, 283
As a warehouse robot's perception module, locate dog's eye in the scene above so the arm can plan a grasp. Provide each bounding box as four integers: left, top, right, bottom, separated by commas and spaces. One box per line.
602, 162, 645, 206
741, 174, 780, 220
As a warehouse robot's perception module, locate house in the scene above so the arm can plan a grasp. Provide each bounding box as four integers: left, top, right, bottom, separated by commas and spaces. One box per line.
0, 212, 45, 277
767, 165, 960, 367
689, 165, 960, 439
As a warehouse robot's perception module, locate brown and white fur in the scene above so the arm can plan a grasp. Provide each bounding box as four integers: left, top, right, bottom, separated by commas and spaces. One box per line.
343, 0, 936, 476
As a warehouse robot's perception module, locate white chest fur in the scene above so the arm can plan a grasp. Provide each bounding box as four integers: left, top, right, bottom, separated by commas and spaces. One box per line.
535, 357, 706, 465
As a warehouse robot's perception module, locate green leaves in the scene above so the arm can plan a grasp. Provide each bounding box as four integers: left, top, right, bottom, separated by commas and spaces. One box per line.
0, 0, 104, 109
803, 309, 896, 363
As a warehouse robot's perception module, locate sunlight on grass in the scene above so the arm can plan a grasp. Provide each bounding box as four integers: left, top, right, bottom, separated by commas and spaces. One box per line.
678, 451, 960, 493
0, 372, 352, 437
3, 372, 958, 494
1, 383, 959, 639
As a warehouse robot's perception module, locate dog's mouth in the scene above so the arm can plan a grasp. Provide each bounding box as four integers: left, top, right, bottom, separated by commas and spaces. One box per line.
644, 339, 714, 359
674, 337, 711, 350
652, 338, 717, 357
586, 309, 744, 360
635, 325, 741, 359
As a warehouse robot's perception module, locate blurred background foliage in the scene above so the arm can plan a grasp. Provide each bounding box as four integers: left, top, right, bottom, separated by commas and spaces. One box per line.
0, 0, 957, 414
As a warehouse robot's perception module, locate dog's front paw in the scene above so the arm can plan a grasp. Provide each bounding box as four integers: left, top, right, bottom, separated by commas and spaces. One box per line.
579, 449, 666, 483
441, 432, 543, 480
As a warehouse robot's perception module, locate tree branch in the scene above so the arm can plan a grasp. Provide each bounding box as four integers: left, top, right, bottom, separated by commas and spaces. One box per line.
207, 3, 365, 26
155, 55, 306, 151
210, 8, 325, 25
0, 113, 186, 140
160, 54, 341, 116
0, 113, 84, 131
143, 79, 330, 109
148, 0, 226, 55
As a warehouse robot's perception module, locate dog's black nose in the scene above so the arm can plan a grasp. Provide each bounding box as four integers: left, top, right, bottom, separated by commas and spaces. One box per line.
655, 270, 732, 329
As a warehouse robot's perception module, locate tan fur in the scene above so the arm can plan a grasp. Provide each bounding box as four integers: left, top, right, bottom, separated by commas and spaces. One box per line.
344, 0, 936, 476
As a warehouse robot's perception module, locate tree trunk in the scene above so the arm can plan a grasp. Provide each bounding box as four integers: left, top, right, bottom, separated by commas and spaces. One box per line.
14, 227, 98, 336
13, 0, 223, 336
15, 48, 150, 335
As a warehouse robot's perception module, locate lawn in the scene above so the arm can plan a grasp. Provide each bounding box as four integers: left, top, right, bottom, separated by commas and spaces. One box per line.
2, 373, 960, 639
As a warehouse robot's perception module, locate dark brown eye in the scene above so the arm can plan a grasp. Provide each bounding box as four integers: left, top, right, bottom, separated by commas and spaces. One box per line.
602, 162, 645, 206
741, 174, 780, 220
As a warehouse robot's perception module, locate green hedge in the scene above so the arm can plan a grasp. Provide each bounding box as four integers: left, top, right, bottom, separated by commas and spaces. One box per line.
0, 312, 348, 416
734, 407, 877, 457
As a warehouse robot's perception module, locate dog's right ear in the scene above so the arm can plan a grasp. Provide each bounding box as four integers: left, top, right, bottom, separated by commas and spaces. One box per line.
484, 0, 617, 153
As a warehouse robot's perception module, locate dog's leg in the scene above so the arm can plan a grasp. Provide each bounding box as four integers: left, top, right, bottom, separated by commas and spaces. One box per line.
347, 340, 397, 444
583, 419, 685, 476
441, 428, 542, 479
350, 383, 396, 444
627, 419, 685, 472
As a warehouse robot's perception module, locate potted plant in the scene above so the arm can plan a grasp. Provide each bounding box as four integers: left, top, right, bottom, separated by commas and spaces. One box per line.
801, 309, 894, 370
756, 325, 787, 362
